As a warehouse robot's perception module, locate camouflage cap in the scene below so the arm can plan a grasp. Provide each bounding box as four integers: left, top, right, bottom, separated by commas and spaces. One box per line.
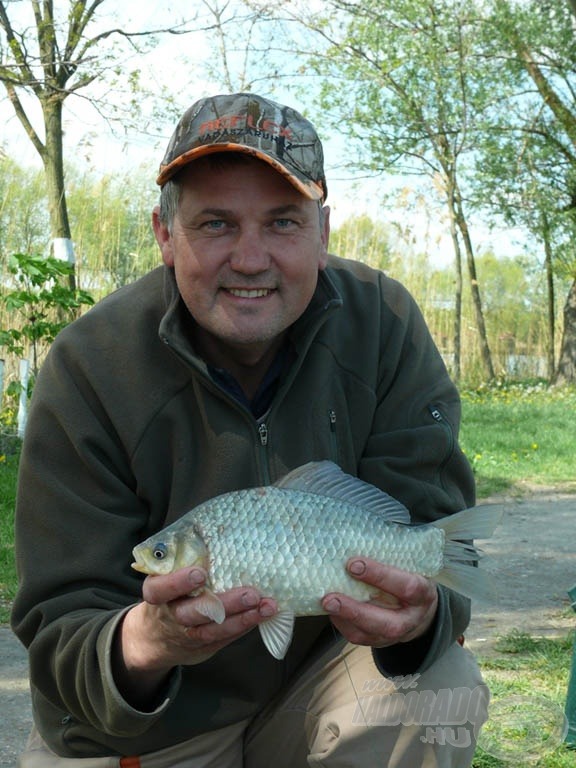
156, 93, 327, 201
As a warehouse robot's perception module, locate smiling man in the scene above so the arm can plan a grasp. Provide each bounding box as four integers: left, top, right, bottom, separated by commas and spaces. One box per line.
153, 156, 329, 396
12, 93, 488, 767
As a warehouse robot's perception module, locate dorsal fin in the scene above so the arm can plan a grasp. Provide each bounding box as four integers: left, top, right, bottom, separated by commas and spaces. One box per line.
274, 461, 411, 524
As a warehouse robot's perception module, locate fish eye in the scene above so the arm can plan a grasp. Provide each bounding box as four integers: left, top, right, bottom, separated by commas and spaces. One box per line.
152, 543, 168, 560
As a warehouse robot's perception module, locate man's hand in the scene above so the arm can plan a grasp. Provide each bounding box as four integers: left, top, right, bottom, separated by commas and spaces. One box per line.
114, 567, 277, 709
321, 558, 438, 648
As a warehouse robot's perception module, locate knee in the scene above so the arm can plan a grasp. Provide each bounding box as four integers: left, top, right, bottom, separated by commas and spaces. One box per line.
307, 644, 489, 767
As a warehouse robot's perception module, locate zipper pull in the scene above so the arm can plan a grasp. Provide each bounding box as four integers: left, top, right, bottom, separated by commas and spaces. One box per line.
258, 422, 269, 446
329, 409, 337, 431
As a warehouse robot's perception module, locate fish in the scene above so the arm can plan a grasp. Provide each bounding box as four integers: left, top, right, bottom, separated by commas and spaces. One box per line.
132, 461, 502, 660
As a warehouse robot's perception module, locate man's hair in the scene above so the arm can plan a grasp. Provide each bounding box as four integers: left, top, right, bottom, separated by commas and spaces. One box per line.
158, 179, 181, 232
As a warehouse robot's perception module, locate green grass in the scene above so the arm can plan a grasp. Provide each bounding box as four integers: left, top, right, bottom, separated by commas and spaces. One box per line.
460, 381, 576, 498
472, 630, 576, 767
0, 443, 18, 624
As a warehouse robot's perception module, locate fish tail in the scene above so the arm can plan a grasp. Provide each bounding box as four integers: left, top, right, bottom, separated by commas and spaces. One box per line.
432, 504, 503, 601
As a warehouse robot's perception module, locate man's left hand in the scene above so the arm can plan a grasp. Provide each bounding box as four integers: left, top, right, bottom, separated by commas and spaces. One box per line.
321, 558, 438, 647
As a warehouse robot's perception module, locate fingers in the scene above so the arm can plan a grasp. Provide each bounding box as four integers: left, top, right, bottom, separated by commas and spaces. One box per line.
136, 566, 278, 666
142, 566, 206, 604
321, 558, 438, 647
173, 587, 276, 629
182, 595, 275, 648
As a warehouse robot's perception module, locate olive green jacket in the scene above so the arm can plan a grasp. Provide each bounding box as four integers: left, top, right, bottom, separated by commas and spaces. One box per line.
11, 256, 475, 757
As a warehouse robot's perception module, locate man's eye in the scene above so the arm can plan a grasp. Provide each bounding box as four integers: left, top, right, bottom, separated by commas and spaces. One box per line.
203, 220, 227, 232
274, 218, 296, 229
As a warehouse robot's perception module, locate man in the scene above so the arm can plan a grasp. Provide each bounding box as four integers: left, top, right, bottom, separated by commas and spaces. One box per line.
12, 93, 488, 767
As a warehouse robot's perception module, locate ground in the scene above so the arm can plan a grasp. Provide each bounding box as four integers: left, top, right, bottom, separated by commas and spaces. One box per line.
465, 489, 575, 656
1, 490, 575, 765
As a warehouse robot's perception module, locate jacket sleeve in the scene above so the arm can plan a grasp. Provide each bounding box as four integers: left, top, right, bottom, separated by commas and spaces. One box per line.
358, 273, 476, 676
10, 332, 177, 747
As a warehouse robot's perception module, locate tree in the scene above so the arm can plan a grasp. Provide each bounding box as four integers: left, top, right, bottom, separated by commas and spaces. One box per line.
0, 158, 161, 376
330, 214, 396, 272
66, 167, 159, 292
0, 158, 49, 257
0, 1, 197, 288
0, 252, 93, 376
289, 0, 496, 381
486, 0, 576, 383
470, 110, 573, 379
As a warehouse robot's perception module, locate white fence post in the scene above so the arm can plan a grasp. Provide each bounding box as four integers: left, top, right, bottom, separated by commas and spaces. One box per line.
52, 237, 76, 265
17, 358, 30, 439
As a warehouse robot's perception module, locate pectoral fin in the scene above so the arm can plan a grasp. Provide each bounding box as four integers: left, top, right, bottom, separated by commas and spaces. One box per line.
258, 609, 295, 660
193, 588, 226, 624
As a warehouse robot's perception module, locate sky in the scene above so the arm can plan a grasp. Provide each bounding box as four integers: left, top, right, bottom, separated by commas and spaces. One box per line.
0, 0, 528, 268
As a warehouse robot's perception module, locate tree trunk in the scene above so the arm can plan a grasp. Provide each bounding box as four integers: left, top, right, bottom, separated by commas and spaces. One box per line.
553, 278, 576, 385
446, 198, 463, 382
42, 97, 76, 291
541, 213, 556, 381
452, 188, 495, 381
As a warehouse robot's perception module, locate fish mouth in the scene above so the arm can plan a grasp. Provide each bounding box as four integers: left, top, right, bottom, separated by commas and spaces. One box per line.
131, 561, 149, 574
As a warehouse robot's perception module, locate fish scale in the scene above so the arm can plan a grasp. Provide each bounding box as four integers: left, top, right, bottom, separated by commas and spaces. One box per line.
196, 488, 445, 613
132, 461, 502, 659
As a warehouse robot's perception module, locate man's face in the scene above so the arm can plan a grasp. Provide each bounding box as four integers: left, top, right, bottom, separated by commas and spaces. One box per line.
153, 157, 330, 366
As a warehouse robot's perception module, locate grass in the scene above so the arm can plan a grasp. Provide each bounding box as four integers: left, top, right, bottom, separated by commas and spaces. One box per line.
0, 442, 18, 625
472, 630, 576, 767
1, 380, 576, 764
460, 381, 576, 498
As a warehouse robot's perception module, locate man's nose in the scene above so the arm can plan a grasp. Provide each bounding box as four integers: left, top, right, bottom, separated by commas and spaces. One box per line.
229, 229, 271, 273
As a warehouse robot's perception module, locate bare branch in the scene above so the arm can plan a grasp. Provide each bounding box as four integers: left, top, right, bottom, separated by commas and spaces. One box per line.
4, 80, 45, 158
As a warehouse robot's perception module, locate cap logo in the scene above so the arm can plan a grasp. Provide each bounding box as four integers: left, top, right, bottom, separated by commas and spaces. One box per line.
199, 114, 294, 141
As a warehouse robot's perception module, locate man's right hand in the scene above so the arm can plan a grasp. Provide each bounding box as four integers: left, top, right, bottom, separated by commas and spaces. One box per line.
114, 567, 277, 709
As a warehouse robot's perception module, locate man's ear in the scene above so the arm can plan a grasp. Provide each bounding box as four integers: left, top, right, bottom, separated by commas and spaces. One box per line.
152, 206, 174, 267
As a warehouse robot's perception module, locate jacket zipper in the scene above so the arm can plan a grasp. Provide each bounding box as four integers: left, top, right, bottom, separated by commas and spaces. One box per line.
428, 405, 454, 488
328, 409, 339, 463
257, 421, 271, 484
258, 422, 268, 447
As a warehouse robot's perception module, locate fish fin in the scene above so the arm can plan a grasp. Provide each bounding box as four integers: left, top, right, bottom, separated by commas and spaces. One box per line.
433, 504, 504, 601
435, 561, 495, 602
258, 609, 295, 660
432, 503, 504, 542
192, 588, 226, 624
275, 461, 411, 524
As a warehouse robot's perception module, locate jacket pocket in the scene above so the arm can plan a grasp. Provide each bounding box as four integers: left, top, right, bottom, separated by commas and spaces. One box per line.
428, 404, 455, 488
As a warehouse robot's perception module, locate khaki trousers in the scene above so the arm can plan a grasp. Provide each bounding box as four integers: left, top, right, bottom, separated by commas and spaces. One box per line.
19, 641, 488, 768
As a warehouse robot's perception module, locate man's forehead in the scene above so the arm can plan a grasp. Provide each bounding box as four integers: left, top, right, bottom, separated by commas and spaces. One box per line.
177, 157, 316, 204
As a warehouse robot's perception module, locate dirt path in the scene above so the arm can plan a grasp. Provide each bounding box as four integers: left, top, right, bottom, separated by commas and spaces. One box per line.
465, 489, 576, 655
0, 626, 32, 766
1, 490, 575, 764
